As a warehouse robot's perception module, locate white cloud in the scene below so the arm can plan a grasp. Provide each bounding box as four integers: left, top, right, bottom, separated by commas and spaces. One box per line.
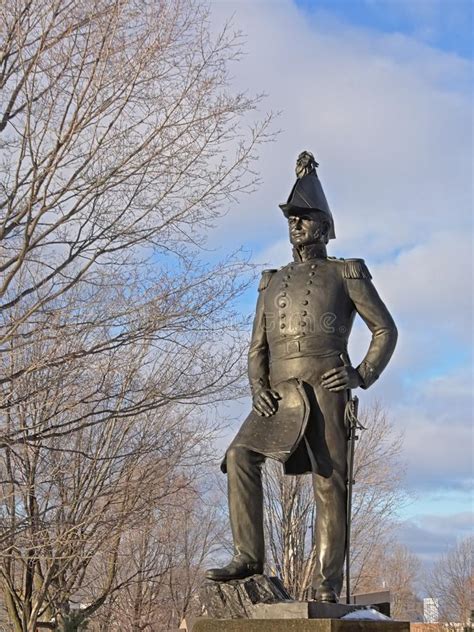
209, 0, 471, 255
397, 511, 473, 568
207, 0, 473, 561
375, 230, 472, 340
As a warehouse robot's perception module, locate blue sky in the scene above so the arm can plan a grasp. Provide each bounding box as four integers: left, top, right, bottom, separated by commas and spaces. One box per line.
296, 0, 473, 59
209, 0, 472, 570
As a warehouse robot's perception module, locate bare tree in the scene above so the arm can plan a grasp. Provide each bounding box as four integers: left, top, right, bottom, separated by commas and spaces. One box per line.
264, 461, 316, 600
382, 544, 420, 621
263, 402, 407, 600
90, 483, 226, 631
348, 402, 407, 595
426, 536, 473, 629
0, 342, 223, 632
0, 0, 273, 444
0, 252, 254, 630
355, 543, 421, 620
0, 1, 274, 629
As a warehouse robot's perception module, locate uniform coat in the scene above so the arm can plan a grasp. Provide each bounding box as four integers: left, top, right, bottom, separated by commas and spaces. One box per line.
228, 255, 398, 475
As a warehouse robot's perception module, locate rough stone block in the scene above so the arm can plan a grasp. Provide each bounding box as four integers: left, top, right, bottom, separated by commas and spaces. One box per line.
192, 618, 410, 632
199, 575, 291, 619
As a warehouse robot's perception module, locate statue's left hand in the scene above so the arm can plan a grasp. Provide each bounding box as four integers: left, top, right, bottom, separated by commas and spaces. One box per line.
321, 353, 362, 392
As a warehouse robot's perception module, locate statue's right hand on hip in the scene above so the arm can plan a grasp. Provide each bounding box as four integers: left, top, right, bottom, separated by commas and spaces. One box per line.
252, 388, 281, 417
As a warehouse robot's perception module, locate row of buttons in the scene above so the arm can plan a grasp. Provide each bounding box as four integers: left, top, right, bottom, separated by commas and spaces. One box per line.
280, 310, 308, 319
278, 263, 318, 332
278, 294, 311, 305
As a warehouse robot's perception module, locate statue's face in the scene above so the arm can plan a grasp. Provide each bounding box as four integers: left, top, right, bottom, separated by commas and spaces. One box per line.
288, 213, 327, 246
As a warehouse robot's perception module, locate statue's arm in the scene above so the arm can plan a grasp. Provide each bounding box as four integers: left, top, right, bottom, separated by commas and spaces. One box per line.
344, 260, 398, 389
248, 288, 270, 394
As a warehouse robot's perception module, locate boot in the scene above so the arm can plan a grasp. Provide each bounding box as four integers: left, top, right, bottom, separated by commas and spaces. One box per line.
205, 558, 263, 582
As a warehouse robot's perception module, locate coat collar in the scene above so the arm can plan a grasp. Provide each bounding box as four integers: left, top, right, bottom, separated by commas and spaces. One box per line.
292, 243, 327, 263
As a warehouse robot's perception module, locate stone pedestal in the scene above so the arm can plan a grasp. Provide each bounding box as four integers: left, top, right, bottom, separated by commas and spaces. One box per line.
251, 602, 364, 619
192, 620, 410, 632
196, 576, 406, 631
199, 575, 371, 622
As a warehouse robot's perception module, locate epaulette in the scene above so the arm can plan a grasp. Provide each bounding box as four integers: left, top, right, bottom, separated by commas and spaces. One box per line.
342, 258, 372, 280
258, 269, 277, 291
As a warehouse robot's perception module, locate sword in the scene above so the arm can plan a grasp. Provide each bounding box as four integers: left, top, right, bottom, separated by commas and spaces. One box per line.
344, 394, 365, 605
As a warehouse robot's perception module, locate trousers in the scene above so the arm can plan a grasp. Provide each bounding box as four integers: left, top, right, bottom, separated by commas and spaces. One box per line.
226, 441, 347, 597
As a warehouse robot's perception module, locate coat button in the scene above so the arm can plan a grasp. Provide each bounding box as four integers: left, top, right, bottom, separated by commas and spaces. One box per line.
301, 310, 307, 316
280, 323, 286, 329
281, 283, 288, 288
280, 291, 286, 297
307, 280, 312, 285
302, 299, 308, 305
305, 290, 311, 295
309, 271, 315, 276
301, 321, 306, 326
280, 313, 286, 319
311, 264, 317, 269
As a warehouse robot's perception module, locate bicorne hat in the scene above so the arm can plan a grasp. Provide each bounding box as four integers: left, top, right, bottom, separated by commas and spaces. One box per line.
279, 150, 336, 240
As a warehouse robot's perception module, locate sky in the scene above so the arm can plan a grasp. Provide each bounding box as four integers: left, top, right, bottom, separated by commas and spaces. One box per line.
207, 0, 473, 572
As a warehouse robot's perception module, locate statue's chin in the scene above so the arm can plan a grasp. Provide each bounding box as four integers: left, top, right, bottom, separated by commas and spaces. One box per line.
291, 236, 308, 245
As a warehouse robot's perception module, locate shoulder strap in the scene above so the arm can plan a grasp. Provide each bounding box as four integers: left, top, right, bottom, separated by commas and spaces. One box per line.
343, 258, 372, 280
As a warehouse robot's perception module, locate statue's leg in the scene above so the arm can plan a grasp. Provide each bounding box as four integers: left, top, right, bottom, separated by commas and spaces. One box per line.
309, 385, 348, 602
206, 446, 265, 581
227, 445, 266, 566
312, 466, 347, 600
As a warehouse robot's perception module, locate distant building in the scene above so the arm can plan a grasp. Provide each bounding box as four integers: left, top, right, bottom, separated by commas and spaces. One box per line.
423, 598, 440, 623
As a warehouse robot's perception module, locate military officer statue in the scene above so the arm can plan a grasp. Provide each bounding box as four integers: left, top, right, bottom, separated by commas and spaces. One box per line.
206, 151, 398, 604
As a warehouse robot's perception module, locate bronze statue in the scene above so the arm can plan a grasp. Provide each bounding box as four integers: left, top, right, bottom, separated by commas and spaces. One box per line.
206, 151, 398, 603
